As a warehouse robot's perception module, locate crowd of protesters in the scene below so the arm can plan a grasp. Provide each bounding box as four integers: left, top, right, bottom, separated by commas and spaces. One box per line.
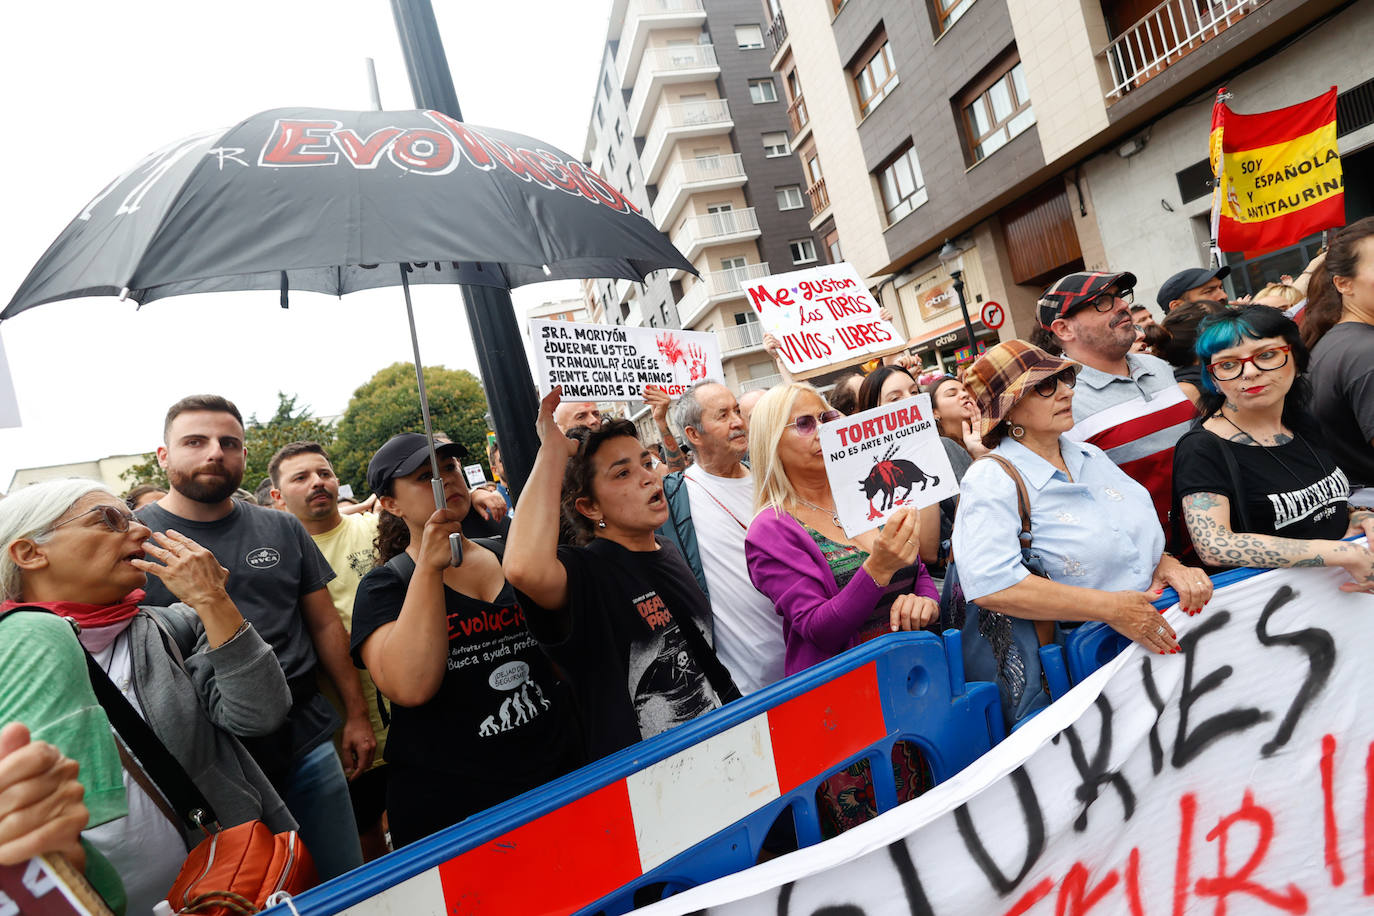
2, 216, 1373, 910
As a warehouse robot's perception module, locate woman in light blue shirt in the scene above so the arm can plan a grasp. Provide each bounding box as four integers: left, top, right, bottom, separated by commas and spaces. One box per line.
951, 341, 1212, 722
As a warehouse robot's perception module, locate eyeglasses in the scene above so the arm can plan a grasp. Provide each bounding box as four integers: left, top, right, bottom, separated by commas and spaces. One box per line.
786, 410, 842, 437
1072, 289, 1134, 315
47, 504, 139, 535
1206, 346, 1291, 381
1031, 367, 1079, 398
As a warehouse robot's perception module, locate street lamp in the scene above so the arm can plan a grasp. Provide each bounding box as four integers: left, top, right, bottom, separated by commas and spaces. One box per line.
938, 239, 977, 362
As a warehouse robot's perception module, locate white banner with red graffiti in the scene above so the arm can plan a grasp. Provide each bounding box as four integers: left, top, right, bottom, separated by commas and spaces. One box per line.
818, 394, 957, 537
641, 561, 1374, 916
528, 319, 723, 401
745, 262, 904, 378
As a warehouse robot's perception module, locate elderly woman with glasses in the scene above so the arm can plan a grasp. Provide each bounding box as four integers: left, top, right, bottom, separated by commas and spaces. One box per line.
951, 341, 1212, 725
1175, 305, 1374, 588
0, 480, 294, 916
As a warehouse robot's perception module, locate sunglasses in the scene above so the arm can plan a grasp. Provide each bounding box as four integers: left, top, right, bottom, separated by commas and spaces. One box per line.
48, 504, 140, 535
1031, 367, 1078, 398
786, 410, 842, 437
1206, 345, 1290, 381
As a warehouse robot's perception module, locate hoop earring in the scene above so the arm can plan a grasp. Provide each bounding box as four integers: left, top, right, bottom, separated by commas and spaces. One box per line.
1010, 424, 1026, 439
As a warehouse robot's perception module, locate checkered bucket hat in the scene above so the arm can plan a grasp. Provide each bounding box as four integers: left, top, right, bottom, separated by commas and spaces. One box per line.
962, 340, 1080, 440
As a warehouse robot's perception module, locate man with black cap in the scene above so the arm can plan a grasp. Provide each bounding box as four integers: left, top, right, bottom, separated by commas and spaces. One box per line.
1035, 271, 1197, 530
1156, 265, 1231, 313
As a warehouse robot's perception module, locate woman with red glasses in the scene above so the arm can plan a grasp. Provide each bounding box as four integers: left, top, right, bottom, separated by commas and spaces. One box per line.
744, 382, 939, 835
1174, 306, 1374, 588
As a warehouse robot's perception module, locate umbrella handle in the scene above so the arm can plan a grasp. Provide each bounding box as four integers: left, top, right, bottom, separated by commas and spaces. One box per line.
405, 263, 462, 568
430, 476, 464, 567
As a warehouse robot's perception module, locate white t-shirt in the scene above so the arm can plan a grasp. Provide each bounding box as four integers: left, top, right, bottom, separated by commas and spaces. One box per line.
83, 632, 190, 916
683, 464, 785, 694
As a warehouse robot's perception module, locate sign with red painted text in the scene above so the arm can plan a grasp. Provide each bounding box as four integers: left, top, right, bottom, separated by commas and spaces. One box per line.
638, 561, 1374, 916
818, 394, 958, 537
529, 319, 723, 401
745, 262, 904, 379
1, 857, 109, 915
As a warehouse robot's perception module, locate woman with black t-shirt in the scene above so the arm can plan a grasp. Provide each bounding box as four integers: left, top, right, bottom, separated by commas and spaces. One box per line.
1173, 306, 1374, 590
349, 434, 583, 847
505, 388, 740, 762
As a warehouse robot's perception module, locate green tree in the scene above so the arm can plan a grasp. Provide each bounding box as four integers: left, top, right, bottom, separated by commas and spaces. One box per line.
119, 392, 334, 496
332, 363, 490, 495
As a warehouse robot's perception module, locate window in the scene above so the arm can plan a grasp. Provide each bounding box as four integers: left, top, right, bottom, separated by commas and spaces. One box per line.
789, 238, 818, 264
851, 36, 898, 118
595, 102, 604, 127
749, 78, 778, 104
935, 0, 975, 33
776, 185, 804, 210
962, 59, 1035, 163
607, 148, 616, 170
762, 131, 790, 157
614, 119, 624, 144
825, 229, 842, 263
736, 24, 764, 48
721, 256, 748, 272
876, 143, 927, 224
625, 167, 636, 191
603, 72, 614, 99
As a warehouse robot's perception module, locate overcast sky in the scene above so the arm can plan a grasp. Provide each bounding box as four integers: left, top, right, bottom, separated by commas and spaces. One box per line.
0, 0, 608, 489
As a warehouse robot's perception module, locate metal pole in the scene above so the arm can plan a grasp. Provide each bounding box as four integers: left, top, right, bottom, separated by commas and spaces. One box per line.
389, 0, 540, 503
365, 58, 383, 110
951, 269, 976, 356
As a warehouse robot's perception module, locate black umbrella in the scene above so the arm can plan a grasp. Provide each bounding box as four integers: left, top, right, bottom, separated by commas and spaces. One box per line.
3, 107, 693, 561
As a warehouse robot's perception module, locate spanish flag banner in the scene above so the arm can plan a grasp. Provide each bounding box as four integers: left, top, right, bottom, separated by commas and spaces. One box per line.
1210, 86, 1343, 257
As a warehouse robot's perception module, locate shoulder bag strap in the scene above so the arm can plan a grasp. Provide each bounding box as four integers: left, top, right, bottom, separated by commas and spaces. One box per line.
1216, 439, 1253, 532
981, 454, 1034, 548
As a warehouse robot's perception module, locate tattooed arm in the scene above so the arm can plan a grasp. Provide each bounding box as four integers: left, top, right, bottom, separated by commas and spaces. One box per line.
1182, 492, 1374, 592
1346, 508, 1374, 542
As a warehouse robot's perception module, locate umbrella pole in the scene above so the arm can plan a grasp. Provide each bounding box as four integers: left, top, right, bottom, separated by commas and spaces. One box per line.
400, 264, 463, 566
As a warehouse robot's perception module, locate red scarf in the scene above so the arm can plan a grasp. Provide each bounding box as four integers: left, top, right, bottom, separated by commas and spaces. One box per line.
0, 589, 146, 629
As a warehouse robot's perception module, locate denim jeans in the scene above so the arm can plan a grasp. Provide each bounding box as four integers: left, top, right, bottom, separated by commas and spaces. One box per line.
282, 741, 364, 881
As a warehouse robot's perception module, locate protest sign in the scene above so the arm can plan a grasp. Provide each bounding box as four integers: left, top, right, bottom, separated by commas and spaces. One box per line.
639, 560, 1374, 916
744, 262, 904, 379
529, 319, 723, 401
464, 464, 487, 488
1, 856, 110, 916
818, 394, 957, 536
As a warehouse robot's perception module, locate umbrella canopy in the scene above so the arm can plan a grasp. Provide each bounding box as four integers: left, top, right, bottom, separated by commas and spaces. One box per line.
3, 107, 693, 318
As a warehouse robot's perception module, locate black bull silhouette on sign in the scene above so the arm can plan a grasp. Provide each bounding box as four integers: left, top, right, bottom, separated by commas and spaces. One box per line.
860, 445, 940, 520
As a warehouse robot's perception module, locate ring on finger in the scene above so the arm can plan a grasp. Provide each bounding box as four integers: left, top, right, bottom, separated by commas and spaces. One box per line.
1154, 624, 1165, 636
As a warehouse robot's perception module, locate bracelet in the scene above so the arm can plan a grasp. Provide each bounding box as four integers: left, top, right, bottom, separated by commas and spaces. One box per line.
226, 619, 250, 642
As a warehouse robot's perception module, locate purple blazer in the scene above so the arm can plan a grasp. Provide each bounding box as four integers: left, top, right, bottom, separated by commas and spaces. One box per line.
745, 507, 938, 676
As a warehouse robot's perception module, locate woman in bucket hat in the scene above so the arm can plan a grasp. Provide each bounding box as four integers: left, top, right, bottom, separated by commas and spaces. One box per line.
949, 340, 1212, 726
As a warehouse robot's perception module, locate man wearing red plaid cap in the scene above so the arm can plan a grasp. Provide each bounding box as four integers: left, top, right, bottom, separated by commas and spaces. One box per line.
1032, 271, 1197, 531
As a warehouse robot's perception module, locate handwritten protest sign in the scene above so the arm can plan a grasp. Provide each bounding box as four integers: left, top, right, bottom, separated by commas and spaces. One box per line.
638, 560, 1374, 916
819, 394, 957, 536
745, 262, 904, 379
529, 319, 723, 401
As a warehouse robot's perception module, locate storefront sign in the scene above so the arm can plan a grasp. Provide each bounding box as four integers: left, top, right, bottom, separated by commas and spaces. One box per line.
528, 319, 723, 401
817, 394, 958, 536
932, 332, 960, 348
744, 262, 904, 380
917, 283, 957, 322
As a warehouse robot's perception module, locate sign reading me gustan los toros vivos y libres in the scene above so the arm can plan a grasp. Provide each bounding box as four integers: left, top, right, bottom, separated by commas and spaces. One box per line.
745, 262, 905, 379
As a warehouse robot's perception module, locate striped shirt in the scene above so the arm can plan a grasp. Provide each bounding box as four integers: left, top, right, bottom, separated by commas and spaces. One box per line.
1064, 352, 1197, 529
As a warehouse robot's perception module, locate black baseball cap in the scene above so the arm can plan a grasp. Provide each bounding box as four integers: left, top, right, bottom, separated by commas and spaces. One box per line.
1156, 265, 1230, 309
1036, 270, 1137, 329
367, 433, 468, 494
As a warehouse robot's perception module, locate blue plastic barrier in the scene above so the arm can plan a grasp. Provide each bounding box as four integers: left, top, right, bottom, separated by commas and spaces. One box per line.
266, 631, 1001, 916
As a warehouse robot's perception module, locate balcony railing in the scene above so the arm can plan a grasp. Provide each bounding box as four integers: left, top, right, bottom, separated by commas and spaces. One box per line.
652, 154, 747, 228
629, 44, 720, 130
617, 0, 708, 87
673, 208, 760, 259
766, 11, 788, 51
787, 94, 809, 135
676, 261, 772, 327
806, 177, 829, 216
1101, 0, 1264, 100
717, 321, 765, 356
739, 372, 783, 393
642, 99, 733, 182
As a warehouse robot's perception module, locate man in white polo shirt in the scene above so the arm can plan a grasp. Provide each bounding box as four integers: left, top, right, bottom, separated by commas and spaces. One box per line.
1033, 270, 1197, 531
657, 381, 784, 693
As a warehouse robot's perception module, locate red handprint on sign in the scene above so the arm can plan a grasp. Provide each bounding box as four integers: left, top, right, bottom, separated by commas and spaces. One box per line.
656, 332, 684, 368
686, 343, 708, 381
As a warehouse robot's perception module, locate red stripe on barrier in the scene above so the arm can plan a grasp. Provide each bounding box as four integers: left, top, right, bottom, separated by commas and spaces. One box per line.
769, 662, 887, 794
437, 780, 641, 916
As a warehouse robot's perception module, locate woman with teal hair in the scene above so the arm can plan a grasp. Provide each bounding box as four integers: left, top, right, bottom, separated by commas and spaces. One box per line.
1173, 305, 1374, 589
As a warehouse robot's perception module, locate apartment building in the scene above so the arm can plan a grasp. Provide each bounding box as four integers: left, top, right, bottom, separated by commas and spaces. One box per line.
581, 0, 823, 401
765, 0, 1366, 372
526, 296, 591, 325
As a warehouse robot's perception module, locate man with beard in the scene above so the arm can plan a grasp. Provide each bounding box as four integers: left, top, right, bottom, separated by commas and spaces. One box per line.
656, 381, 784, 693
1033, 272, 1197, 530
268, 441, 389, 862
136, 396, 372, 880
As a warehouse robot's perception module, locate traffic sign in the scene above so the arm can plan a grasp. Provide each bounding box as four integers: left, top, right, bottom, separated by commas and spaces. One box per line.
979, 301, 1005, 330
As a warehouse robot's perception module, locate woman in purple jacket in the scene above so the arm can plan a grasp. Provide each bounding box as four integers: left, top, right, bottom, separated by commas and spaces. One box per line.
744, 383, 939, 835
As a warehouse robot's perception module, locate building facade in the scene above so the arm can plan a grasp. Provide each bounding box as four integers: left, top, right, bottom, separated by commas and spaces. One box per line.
764, 0, 1365, 373
582, 0, 824, 398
